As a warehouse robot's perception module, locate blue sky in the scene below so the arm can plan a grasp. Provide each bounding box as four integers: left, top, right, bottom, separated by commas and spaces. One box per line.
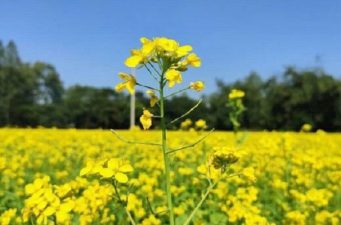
1, 1, 341, 94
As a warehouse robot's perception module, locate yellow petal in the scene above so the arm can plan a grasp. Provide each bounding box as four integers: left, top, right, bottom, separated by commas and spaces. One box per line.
125, 55, 143, 68
59, 201, 75, 213
107, 158, 119, 170
186, 53, 201, 67
115, 83, 126, 92
126, 81, 136, 94
190, 81, 205, 92
43, 207, 55, 217
150, 97, 158, 107
80, 166, 91, 176
140, 37, 151, 44
99, 168, 114, 178
176, 45, 192, 57
165, 69, 182, 88
120, 164, 133, 173
140, 114, 152, 130
115, 172, 128, 183
118, 72, 131, 81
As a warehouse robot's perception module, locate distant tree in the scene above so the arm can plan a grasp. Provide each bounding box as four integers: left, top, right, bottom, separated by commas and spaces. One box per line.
4, 41, 21, 66
0, 41, 5, 66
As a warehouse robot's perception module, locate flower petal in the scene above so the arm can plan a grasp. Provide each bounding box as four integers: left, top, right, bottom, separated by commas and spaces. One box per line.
115, 172, 128, 183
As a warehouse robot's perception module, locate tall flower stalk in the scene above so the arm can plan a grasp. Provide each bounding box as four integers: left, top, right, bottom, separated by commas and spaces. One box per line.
112, 37, 235, 225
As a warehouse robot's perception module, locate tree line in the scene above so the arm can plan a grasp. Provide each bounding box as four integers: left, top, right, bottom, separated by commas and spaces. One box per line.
1, 40, 340, 131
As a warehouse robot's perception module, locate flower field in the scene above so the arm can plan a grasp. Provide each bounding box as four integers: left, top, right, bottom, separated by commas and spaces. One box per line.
0, 128, 340, 225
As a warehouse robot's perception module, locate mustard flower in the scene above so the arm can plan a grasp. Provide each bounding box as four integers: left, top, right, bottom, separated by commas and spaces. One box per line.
184, 53, 201, 67
195, 119, 208, 130
99, 158, 134, 183
140, 109, 153, 130
165, 69, 182, 87
146, 90, 159, 107
176, 45, 193, 58
301, 123, 312, 132
125, 37, 155, 68
190, 81, 205, 92
180, 119, 193, 130
209, 150, 239, 172
115, 72, 136, 94
228, 89, 245, 100
154, 37, 179, 53
242, 167, 256, 182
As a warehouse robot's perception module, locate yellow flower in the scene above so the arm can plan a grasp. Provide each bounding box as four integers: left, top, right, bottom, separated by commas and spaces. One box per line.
301, 123, 312, 132
125, 53, 144, 68
190, 81, 205, 92
140, 109, 153, 130
195, 119, 207, 130
125, 40, 155, 68
165, 69, 182, 87
228, 89, 245, 100
154, 37, 179, 53
176, 45, 193, 58
180, 118, 192, 130
99, 158, 133, 183
242, 167, 256, 182
185, 53, 201, 67
115, 72, 136, 94
146, 90, 159, 107
141, 214, 161, 225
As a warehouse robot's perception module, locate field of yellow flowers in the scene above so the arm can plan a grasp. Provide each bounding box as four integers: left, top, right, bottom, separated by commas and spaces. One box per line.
0, 128, 340, 225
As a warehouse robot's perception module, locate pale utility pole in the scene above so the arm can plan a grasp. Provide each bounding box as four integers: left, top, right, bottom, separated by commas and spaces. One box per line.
130, 69, 136, 129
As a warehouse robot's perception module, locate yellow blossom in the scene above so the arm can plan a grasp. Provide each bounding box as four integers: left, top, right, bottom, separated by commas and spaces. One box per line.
195, 119, 208, 130
165, 69, 182, 87
190, 81, 205, 92
185, 53, 201, 67
228, 89, 245, 100
115, 72, 136, 94
140, 109, 153, 130
97, 158, 133, 183
146, 90, 159, 107
242, 167, 256, 182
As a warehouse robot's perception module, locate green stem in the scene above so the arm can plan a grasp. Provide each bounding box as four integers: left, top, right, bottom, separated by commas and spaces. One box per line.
165, 87, 190, 99
113, 181, 137, 225
182, 173, 241, 225
182, 182, 217, 225
160, 78, 175, 225
169, 99, 202, 125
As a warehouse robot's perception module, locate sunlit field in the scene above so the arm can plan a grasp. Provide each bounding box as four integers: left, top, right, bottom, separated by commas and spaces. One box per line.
0, 128, 340, 225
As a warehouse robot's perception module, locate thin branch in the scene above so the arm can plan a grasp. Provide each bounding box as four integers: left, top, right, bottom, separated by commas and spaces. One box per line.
182, 173, 241, 225
169, 99, 202, 125
136, 83, 159, 92
166, 128, 215, 154
113, 181, 137, 225
144, 64, 159, 82
146, 197, 155, 215
111, 129, 161, 146
148, 62, 162, 76
152, 115, 162, 118
165, 87, 190, 99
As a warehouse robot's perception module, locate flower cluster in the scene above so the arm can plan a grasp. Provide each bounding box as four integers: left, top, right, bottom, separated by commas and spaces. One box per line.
227, 88, 246, 133
228, 89, 245, 100
114, 37, 205, 130
22, 176, 75, 224
80, 158, 133, 183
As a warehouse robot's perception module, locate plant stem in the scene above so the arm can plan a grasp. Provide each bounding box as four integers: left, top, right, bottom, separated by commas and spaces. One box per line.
160, 78, 175, 225
182, 182, 217, 225
113, 181, 137, 225
182, 173, 241, 225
